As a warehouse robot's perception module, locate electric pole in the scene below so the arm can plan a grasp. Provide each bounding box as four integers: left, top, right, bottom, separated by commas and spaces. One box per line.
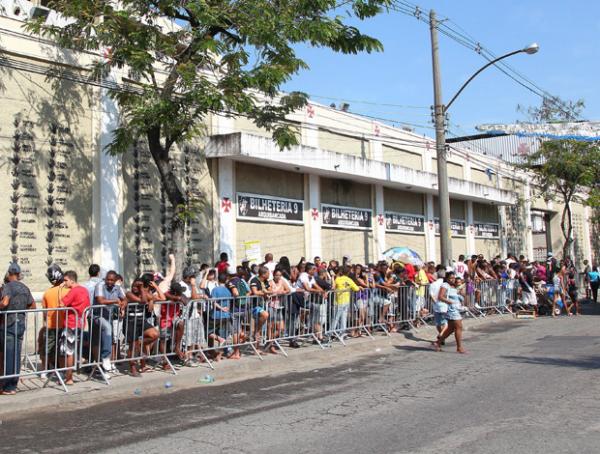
429, 9, 452, 267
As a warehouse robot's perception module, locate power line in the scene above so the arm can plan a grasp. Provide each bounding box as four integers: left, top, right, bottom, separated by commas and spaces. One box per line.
389, 0, 573, 116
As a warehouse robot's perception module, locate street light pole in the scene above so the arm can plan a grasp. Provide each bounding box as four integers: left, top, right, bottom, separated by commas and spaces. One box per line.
429, 9, 539, 267
429, 10, 452, 267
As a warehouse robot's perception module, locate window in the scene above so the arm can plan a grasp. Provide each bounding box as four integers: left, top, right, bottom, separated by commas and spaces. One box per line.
531, 212, 546, 234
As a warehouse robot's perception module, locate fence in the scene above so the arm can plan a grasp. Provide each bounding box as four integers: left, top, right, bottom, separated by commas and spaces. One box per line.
1, 307, 79, 392
1, 280, 521, 393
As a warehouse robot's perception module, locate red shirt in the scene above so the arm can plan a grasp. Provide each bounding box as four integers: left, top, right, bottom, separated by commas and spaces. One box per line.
216, 261, 229, 275
404, 263, 416, 282
61, 285, 90, 329
160, 300, 181, 329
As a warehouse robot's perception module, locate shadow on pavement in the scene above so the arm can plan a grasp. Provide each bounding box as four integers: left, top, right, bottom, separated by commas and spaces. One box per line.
394, 345, 435, 352
501, 355, 600, 370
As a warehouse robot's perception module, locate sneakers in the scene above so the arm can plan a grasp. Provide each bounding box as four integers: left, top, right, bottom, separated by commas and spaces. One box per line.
102, 357, 113, 372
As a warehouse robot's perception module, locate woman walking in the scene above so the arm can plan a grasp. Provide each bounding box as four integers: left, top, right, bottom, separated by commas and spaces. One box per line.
433, 271, 466, 354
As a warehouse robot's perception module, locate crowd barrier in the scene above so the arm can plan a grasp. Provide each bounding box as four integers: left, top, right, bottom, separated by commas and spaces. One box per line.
1, 279, 521, 393
1, 307, 79, 392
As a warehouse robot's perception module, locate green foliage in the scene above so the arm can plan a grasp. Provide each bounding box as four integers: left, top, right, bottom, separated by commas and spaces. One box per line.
521, 140, 599, 203
26, 0, 392, 155
25, 1, 392, 270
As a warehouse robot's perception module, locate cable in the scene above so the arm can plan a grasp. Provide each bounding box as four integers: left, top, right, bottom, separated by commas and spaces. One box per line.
389, 1, 574, 117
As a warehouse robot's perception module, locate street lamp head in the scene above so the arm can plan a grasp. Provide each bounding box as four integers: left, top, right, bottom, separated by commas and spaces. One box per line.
523, 42, 539, 55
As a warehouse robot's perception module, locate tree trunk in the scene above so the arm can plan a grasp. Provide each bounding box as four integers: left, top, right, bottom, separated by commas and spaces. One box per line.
560, 197, 574, 260
147, 127, 186, 282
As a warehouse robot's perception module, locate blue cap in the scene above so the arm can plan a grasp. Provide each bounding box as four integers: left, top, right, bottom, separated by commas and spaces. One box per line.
8, 262, 21, 275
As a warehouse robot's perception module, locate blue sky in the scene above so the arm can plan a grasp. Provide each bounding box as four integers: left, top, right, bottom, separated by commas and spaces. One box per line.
282, 0, 599, 137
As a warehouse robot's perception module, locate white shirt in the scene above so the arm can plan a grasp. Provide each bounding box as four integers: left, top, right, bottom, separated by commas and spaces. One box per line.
265, 261, 276, 279
295, 272, 315, 290
453, 262, 467, 279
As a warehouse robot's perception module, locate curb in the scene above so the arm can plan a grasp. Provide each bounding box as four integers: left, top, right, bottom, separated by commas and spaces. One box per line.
0, 315, 515, 418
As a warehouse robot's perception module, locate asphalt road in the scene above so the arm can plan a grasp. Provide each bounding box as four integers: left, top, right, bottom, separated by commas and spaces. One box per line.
3, 306, 600, 454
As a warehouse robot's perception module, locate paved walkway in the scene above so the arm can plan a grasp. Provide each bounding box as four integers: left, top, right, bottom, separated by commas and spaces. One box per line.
2, 306, 599, 453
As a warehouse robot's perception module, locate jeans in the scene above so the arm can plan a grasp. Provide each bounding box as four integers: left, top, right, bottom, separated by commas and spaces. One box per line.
94, 317, 113, 360
1, 321, 26, 392
332, 304, 349, 332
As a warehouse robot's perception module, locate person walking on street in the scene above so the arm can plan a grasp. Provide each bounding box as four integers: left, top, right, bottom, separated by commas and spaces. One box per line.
433, 271, 466, 354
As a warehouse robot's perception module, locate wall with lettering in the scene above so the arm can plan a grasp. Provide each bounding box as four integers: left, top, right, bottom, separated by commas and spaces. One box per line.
122, 141, 215, 285
0, 66, 94, 292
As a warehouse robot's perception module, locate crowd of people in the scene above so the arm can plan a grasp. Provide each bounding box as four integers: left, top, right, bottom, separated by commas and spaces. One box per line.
0, 249, 597, 395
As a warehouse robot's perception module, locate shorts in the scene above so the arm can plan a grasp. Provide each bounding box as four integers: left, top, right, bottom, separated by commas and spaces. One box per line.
434, 312, 448, 327
126, 316, 155, 343
112, 319, 124, 344
353, 298, 367, 312
184, 317, 205, 347
59, 328, 80, 356
412, 296, 425, 313
39, 328, 59, 357
312, 303, 327, 326
209, 318, 234, 340
445, 305, 463, 321
159, 318, 182, 339
268, 307, 284, 323
252, 306, 267, 318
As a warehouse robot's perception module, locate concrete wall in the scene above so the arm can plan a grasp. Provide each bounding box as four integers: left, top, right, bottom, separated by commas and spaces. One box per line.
384, 188, 424, 214
236, 222, 305, 264
122, 142, 216, 285
236, 163, 304, 199
473, 202, 500, 223
322, 229, 373, 264
432, 159, 464, 179
321, 177, 371, 207
318, 129, 369, 158
234, 162, 305, 263
474, 239, 501, 258
382, 145, 422, 170
0, 62, 95, 292
386, 232, 426, 258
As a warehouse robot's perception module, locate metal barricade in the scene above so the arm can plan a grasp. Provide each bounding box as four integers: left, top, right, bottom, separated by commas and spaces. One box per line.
1, 307, 78, 393
195, 295, 267, 361
80, 301, 187, 383
282, 291, 328, 349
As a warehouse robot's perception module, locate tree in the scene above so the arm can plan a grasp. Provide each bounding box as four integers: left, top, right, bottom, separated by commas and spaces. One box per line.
27, 0, 392, 278
519, 96, 600, 260
521, 140, 600, 259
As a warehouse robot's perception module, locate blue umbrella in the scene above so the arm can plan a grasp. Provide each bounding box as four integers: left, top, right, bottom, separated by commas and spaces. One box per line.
382, 247, 424, 266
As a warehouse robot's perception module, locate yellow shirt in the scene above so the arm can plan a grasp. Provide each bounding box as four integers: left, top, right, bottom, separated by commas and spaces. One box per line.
415, 269, 429, 297
42, 285, 70, 329
334, 276, 360, 305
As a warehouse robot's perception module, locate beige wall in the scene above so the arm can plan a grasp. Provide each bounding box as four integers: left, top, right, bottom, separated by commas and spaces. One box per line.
234, 163, 305, 264
471, 167, 497, 186
473, 202, 500, 223
474, 239, 501, 259
386, 233, 426, 258
237, 222, 305, 264
384, 188, 424, 214
321, 177, 371, 208
322, 229, 373, 264
432, 160, 464, 179
0, 63, 95, 292
382, 145, 422, 170
318, 129, 369, 158
236, 163, 304, 199
122, 142, 216, 285
433, 198, 466, 220
234, 116, 272, 138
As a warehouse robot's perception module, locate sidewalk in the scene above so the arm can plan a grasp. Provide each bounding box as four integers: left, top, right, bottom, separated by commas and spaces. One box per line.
0, 315, 516, 418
